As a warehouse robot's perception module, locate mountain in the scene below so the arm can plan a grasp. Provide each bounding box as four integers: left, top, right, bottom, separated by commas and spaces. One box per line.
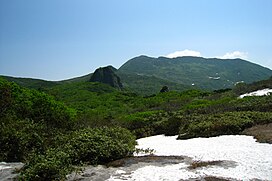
1, 56, 272, 95
117, 72, 193, 95
59, 73, 92, 83
118, 56, 272, 90
0, 75, 60, 90
90, 66, 123, 90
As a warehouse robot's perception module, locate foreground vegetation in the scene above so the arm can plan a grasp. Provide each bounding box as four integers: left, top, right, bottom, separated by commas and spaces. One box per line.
0, 78, 136, 180
1, 76, 272, 180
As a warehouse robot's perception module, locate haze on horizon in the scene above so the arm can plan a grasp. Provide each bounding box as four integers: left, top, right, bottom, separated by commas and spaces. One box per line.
1, 0, 272, 81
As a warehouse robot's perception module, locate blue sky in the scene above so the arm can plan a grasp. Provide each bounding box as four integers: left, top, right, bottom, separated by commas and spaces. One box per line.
1, 0, 272, 80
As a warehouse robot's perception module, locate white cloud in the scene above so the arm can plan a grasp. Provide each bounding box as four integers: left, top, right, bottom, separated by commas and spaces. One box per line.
165, 49, 202, 58
218, 51, 248, 59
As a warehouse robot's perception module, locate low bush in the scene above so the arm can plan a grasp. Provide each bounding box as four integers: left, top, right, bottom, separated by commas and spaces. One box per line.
65, 127, 136, 165
178, 111, 272, 139
20, 149, 72, 181
0, 118, 46, 162
20, 127, 136, 180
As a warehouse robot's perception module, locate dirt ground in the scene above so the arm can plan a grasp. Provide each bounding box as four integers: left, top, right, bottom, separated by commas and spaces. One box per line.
242, 123, 272, 144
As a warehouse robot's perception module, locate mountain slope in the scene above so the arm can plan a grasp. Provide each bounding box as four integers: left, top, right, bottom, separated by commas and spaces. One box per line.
118, 56, 272, 90
0, 75, 60, 90
2, 56, 271, 95
117, 72, 193, 95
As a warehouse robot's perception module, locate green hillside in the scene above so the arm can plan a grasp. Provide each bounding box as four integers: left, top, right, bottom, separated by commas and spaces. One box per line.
119, 56, 272, 90
3, 55, 270, 95
59, 73, 92, 83
1, 74, 272, 180
0, 75, 60, 90
118, 72, 193, 95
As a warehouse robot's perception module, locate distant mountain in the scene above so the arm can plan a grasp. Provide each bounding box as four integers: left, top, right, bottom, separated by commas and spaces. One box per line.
0, 75, 60, 90
90, 66, 123, 90
2, 56, 271, 95
59, 73, 92, 83
118, 56, 272, 90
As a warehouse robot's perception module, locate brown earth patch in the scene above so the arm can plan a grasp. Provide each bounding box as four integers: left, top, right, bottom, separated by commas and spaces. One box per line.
188, 160, 223, 170
242, 123, 272, 144
107, 155, 186, 167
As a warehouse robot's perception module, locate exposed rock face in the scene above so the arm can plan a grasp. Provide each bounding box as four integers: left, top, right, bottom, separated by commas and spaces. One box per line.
90, 66, 123, 90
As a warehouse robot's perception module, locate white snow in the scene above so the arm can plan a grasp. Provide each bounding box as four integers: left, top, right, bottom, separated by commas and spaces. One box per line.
0, 162, 12, 170
239, 88, 272, 98
208, 76, 221, 80
110, 135, 272, 181
235, 81, 244, 85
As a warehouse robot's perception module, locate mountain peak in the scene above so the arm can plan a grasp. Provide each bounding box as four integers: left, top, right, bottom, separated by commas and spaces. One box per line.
90, 66, 123, 90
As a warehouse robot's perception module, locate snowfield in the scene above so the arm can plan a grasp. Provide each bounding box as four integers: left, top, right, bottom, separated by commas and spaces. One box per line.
2, 135, 272, 181
109, 135, 272, 181
239, 88, 272, 98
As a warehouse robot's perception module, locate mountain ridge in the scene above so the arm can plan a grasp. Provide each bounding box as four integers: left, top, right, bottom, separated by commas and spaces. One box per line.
118, 56, 272, 90
1, 55, 271, 95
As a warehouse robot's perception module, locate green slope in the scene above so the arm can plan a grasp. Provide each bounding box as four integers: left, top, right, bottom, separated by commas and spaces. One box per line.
59, 73, 92, 83
118, 72, 194, 95
118, 56, 272, 90
2, 56, 271, 95
0, 75, 60, 90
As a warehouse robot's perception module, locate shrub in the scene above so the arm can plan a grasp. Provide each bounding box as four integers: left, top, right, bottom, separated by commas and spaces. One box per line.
178, 111, 272, 139
0, 118, 46, 162
65, 127, 136, 165
20, 148, 72, 181
20, 127, 136, 180
0, 79, 77, 162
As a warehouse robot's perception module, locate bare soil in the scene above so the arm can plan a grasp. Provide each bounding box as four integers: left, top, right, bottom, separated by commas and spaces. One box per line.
242, 123, 272, 144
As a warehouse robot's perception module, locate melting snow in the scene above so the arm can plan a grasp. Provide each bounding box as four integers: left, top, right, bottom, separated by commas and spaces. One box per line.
235, 81, 244, 85
0, 162, 12, 170
208, 76, 221, 80
239, 88, 272, 98
109, 135, 272, 181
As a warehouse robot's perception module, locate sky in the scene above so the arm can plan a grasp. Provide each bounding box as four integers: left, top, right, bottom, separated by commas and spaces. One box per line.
0, 0, 272, 81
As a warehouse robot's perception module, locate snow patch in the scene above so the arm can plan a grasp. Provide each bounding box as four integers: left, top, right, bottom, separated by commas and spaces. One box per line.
0, 162, 12, 170
239, 88, 272, 98
234, 81, 244, 85
129, 135, 272, 181
209, 76, 221, 80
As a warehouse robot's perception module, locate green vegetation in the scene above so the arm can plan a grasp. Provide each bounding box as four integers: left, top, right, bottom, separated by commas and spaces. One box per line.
20, 127, 136, 180
119, 55, 272, 90
178, 111, 272, 139
0, 78, 136, 180
1, 74, 272, 180
118, 72, 192, 95
0, 75, 60, 91
2, 56, 271, 95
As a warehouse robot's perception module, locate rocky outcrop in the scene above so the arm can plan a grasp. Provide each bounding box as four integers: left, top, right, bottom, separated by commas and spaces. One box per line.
160, 85, 169, 93
90, 66, 123, 90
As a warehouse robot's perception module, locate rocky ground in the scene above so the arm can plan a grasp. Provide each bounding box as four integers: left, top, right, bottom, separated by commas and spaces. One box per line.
66, 156, 236, 181
0, 162, 24, 181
